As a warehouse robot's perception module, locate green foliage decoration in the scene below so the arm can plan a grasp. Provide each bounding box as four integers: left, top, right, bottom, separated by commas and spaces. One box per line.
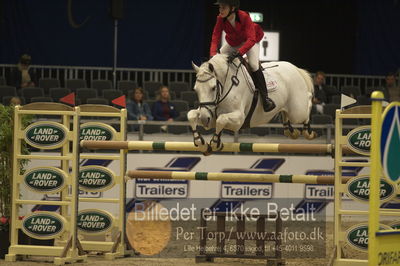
0, 104, 32, 225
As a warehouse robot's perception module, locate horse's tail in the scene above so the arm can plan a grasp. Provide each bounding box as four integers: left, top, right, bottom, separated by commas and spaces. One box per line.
296, 68, 314, 122
297, 68, 314, 95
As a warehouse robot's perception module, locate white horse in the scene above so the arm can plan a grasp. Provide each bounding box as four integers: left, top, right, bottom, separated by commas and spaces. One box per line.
187, 53, 317, 154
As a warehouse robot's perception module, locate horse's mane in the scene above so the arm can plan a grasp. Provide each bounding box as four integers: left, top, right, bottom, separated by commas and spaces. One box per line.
197, 54, 228, 80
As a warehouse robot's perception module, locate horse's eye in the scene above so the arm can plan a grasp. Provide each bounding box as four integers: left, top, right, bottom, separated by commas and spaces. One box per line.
212, 86, 216, 91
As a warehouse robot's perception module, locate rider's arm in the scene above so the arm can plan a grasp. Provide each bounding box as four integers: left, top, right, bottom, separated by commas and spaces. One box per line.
210, 16, 223, 57
237, 12, 257, 56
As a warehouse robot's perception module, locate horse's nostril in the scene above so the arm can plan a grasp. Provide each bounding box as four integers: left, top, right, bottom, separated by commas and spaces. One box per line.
207, 117, 210, 124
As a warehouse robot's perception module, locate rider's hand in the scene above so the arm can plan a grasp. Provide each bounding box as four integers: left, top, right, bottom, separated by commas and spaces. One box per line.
227, 51, 240, 63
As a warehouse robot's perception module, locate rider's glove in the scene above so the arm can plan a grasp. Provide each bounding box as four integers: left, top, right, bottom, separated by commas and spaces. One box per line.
227, 51, 241, 63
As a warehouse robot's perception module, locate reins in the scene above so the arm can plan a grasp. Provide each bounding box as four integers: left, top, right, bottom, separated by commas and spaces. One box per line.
196, 58, 243, 119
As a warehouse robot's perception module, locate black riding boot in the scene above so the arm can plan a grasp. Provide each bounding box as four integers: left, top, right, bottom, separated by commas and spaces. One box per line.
252, 68, 276, 112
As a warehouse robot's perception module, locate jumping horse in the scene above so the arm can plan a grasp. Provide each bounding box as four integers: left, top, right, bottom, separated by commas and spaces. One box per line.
188, 53, 317, 154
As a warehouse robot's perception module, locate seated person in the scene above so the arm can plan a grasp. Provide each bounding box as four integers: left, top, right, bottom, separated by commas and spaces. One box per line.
313, 71, 328, 113
126, 87, 153, 131
9, 54, 37, 89
384, 72, 400, 102
127, 87, 153, 121
152, 86, 178, 121
9, 96, 22, 106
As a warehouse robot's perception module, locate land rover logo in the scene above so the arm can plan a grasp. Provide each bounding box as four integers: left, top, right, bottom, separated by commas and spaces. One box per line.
23, 167, 67, 194
346, 223, 391, 251
346, 175, 395, 203
347, 126, 371, 155
79, 166, 115, 192
22, 212, 66, 239
389, 221, 400, 230
77, 209, 114, 234
80, 122, 116, 141
24, 122, 68, 149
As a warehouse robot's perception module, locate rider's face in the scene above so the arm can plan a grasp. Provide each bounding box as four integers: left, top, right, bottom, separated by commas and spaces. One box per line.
219, 4, 233, 18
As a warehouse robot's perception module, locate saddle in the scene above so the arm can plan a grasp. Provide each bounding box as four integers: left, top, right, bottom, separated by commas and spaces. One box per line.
239, 56, 278, 92
236, 57, 259, 129
237, 56, 277, 129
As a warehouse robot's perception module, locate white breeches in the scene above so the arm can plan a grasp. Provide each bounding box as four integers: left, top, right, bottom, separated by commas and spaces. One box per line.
220, 42, 260, 72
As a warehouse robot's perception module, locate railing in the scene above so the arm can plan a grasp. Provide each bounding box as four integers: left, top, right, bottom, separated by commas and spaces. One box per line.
128, 120, 335, 144
62, 118, 334, 144
0, 63, 389, 91
324, 73, 387, 91
0, 64, 196, 88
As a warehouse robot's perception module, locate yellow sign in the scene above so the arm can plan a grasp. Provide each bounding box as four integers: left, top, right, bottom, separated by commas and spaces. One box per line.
376, 230, 400, 266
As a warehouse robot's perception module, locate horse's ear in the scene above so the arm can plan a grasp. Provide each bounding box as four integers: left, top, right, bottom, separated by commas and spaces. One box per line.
191, 61, 200, 73
208, 63, 214, 73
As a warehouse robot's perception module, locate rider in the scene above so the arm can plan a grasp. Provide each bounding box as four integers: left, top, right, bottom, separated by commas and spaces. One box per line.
210, 0, 275, 112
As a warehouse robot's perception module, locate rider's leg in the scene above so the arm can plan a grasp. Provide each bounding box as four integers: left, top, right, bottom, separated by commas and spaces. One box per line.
247, 44, 276, 112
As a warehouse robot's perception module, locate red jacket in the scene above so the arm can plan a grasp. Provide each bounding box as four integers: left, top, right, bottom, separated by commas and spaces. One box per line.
210, 10, 264, 57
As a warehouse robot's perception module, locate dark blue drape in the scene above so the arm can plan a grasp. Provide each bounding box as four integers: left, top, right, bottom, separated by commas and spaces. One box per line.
1, 0, 399, 74
0, 0, 205, 69
355, 0, 400, 75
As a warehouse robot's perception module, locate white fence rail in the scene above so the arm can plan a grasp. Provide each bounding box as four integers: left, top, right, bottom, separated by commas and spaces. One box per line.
0, 63, 390, 92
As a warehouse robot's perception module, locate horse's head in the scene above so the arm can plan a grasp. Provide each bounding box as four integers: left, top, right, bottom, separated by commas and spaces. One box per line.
191, 55, 229, 129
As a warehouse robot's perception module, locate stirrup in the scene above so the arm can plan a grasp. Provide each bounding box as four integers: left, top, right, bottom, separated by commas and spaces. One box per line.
262, 98, 276, 112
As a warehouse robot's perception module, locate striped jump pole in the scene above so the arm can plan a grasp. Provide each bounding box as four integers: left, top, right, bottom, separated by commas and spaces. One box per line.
126, 170, 351, 185
81, 140, 342, 154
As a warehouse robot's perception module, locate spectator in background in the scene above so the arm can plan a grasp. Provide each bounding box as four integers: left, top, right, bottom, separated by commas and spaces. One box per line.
127, 87, 153, 121
152, 86, 179, 122
384, 72, 400, 102
9, 96, 22, 106
313, 71, 328, 113
10, 54, 37, 89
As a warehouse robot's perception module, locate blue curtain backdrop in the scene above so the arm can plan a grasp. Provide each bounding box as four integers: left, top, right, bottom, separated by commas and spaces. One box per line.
0, 0, 205, 69
355, 0, 400, 75
0, 0, 399, 74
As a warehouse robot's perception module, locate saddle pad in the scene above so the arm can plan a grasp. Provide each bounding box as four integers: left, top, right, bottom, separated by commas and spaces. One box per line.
266, 77, 278, 92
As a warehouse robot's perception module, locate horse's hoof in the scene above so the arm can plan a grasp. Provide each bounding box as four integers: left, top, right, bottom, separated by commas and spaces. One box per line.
202, 144, 213, 156
212, 143, 223, 152
217, 143, 224, 151
284, 129, 300, 139
302, 130, 318, 140
210, 141, 223, 152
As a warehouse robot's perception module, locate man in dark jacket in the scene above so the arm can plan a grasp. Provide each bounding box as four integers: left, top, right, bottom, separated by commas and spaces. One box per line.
313, 71, 328, 113
9, 54, 37, 89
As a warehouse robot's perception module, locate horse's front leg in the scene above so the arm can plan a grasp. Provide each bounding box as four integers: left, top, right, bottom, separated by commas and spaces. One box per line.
187, 109, 211, 154
210, 111, 245, 151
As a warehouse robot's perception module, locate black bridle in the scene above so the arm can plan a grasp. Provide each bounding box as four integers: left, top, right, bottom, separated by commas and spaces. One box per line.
196, 60, 242, 119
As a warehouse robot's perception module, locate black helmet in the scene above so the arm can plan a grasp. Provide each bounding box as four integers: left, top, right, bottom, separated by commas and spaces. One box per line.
214, 0, 240, 8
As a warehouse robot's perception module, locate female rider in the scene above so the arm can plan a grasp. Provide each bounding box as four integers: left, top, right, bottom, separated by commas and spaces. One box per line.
210, 0, 275, 112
